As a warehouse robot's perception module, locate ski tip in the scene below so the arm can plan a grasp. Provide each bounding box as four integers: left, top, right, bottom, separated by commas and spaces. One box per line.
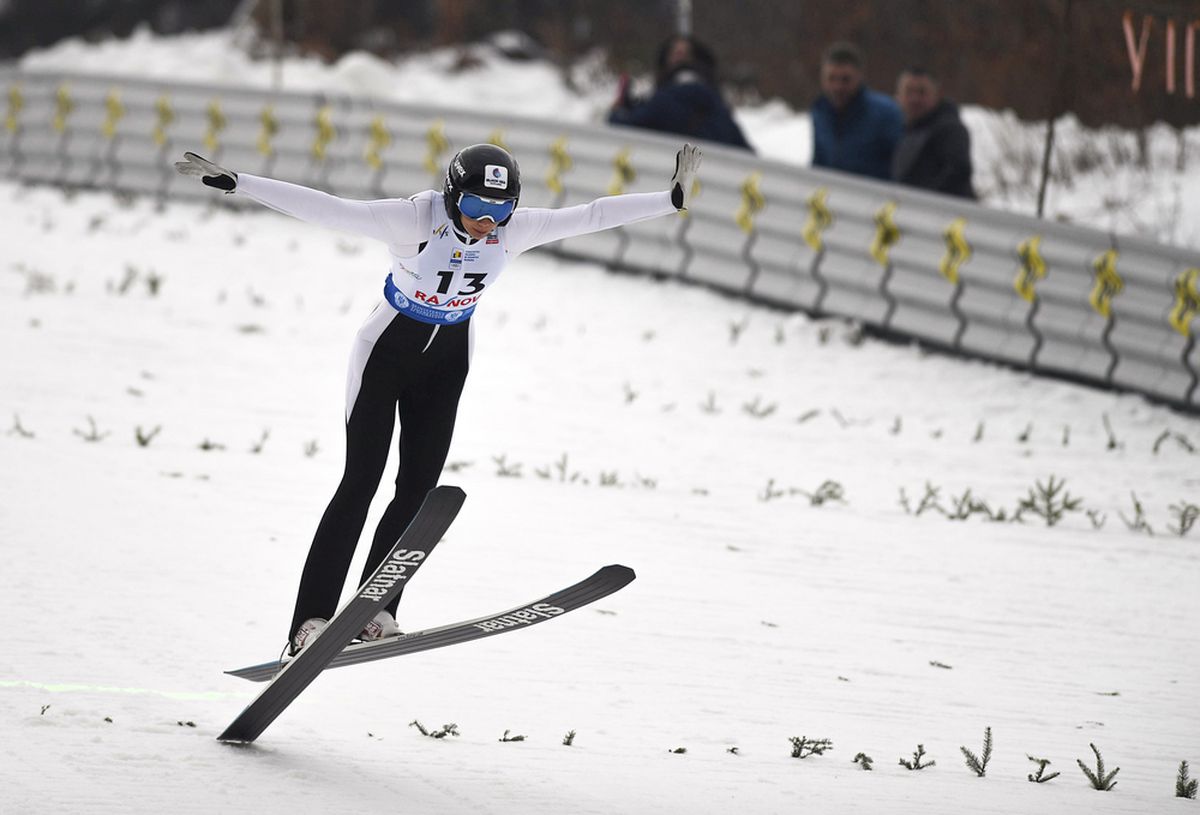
224, 662, 283, 682
603, 564, 636, 583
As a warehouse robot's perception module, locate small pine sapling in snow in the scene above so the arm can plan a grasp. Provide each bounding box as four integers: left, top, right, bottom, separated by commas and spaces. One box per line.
1167, 502, 1199, 537
759, 478, 786, 502
742, 396, 777, 419
1153, 430, 1195, 455
562, 730, 576, 747
728, 317, 749, 344
1077, 742, 1119, 791
145, 269, 164, 296
853, 752, 874, 770
795, 480, 845, 507
900, 744, 935, 770
1119, 492, 1154, 536
135, 425, 161, 447
73, 416, 110, 443
912, 481, 946, 516
1101, 413, 1122, 451
499, 730, 526, 742
1017, 422, 1033, 443
9, 414, 35, 439
960, 727, 993, 777
1016, 475, 1082, 527
492, 454, 522, 478
249, 429, 270, 454
1027, 755, 1060, 783
1178, 760, 1198, 799
598, 471, 621, 488
789, 737, 833, 758
410, 720, 459, 739
535, 453, 581, 483
669, 747, 687, 754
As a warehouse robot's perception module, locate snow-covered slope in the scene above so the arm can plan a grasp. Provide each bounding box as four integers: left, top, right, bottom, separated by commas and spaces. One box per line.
0, 171, 1197, 813
2, 27, 1198, 815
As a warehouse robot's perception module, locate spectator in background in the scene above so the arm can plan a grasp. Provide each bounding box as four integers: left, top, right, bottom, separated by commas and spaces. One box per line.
609, 34, 753, 151
810, 42, 902, 180
891, 67, 977, 199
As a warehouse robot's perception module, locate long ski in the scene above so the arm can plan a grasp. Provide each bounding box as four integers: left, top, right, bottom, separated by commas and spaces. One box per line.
226, 563, 636, 683
217, 485, 466, 743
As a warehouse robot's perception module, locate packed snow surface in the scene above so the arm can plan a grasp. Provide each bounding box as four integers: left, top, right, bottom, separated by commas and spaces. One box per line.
2, 26, 1199, 815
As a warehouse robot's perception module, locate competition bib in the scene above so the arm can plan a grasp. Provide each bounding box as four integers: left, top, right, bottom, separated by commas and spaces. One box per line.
383, 222, 508, 326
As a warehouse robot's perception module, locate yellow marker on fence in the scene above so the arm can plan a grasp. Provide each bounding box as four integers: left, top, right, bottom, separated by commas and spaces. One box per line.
1014, 235, 1047, 302
487, 129, 509, 151
869, 201, 900, 266
4, 83, 22, 133
257, 106, 278, 157
203, 99, 227, 153
312, 105, 335, 161
1169, 268, 1200, 336
100, 89, 124, 139
735, 172, 765, 234
1089, 249, 1123, 318
152, 94, 174, 147
939, 217, 971, 284
52, 84, 73, 133
365, 115, 392, 170
423, 120, 448, 176
607, 148, 635, 196
802, 187, 832, 251
546, 136, 572, 194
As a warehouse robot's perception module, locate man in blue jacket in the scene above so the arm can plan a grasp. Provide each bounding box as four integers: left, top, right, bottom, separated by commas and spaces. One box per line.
609, 35, 753, 151
811, 42, 902, 181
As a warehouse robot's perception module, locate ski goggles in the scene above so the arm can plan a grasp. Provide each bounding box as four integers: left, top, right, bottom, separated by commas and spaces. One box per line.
457, 192, 516, 223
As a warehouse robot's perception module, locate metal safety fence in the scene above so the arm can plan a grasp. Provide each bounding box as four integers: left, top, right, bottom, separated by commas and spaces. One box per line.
3, 67, 1198, 412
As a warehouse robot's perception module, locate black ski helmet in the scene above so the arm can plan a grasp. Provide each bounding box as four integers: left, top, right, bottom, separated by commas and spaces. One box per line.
443, 143, 522, 228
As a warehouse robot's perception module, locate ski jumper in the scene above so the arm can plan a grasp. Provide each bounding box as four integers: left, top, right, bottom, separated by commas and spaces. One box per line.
235, 175, 675, 637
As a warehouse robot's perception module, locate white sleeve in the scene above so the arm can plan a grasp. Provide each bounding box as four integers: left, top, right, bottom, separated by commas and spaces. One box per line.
236, 174, 429, 246
505, 191, 676, 256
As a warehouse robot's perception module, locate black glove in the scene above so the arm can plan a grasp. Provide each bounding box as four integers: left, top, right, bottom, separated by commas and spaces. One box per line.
174, 151, 237, 193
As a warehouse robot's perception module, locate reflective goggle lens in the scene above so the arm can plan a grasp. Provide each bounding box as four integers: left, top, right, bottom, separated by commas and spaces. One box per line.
458, 192, 515, 222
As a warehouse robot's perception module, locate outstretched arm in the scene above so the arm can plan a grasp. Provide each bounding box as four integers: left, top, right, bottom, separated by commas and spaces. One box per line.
174, 152, 426, 245
506, 143, 701, 256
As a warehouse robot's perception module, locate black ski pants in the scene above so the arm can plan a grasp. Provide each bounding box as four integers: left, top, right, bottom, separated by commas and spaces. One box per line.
289, 306, 470, 638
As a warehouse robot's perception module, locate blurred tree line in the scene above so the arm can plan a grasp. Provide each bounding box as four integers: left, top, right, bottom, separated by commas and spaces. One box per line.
2, 0, 1197, 128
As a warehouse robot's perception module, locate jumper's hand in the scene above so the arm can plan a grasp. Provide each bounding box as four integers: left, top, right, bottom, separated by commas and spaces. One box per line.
174, 151, 238, 193
670, 143, 701, 211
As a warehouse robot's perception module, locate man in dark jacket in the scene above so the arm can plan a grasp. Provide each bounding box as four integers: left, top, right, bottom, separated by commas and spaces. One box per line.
609, 35, 753, 151
810, 42, 902, 180
891, 67, 976, 199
